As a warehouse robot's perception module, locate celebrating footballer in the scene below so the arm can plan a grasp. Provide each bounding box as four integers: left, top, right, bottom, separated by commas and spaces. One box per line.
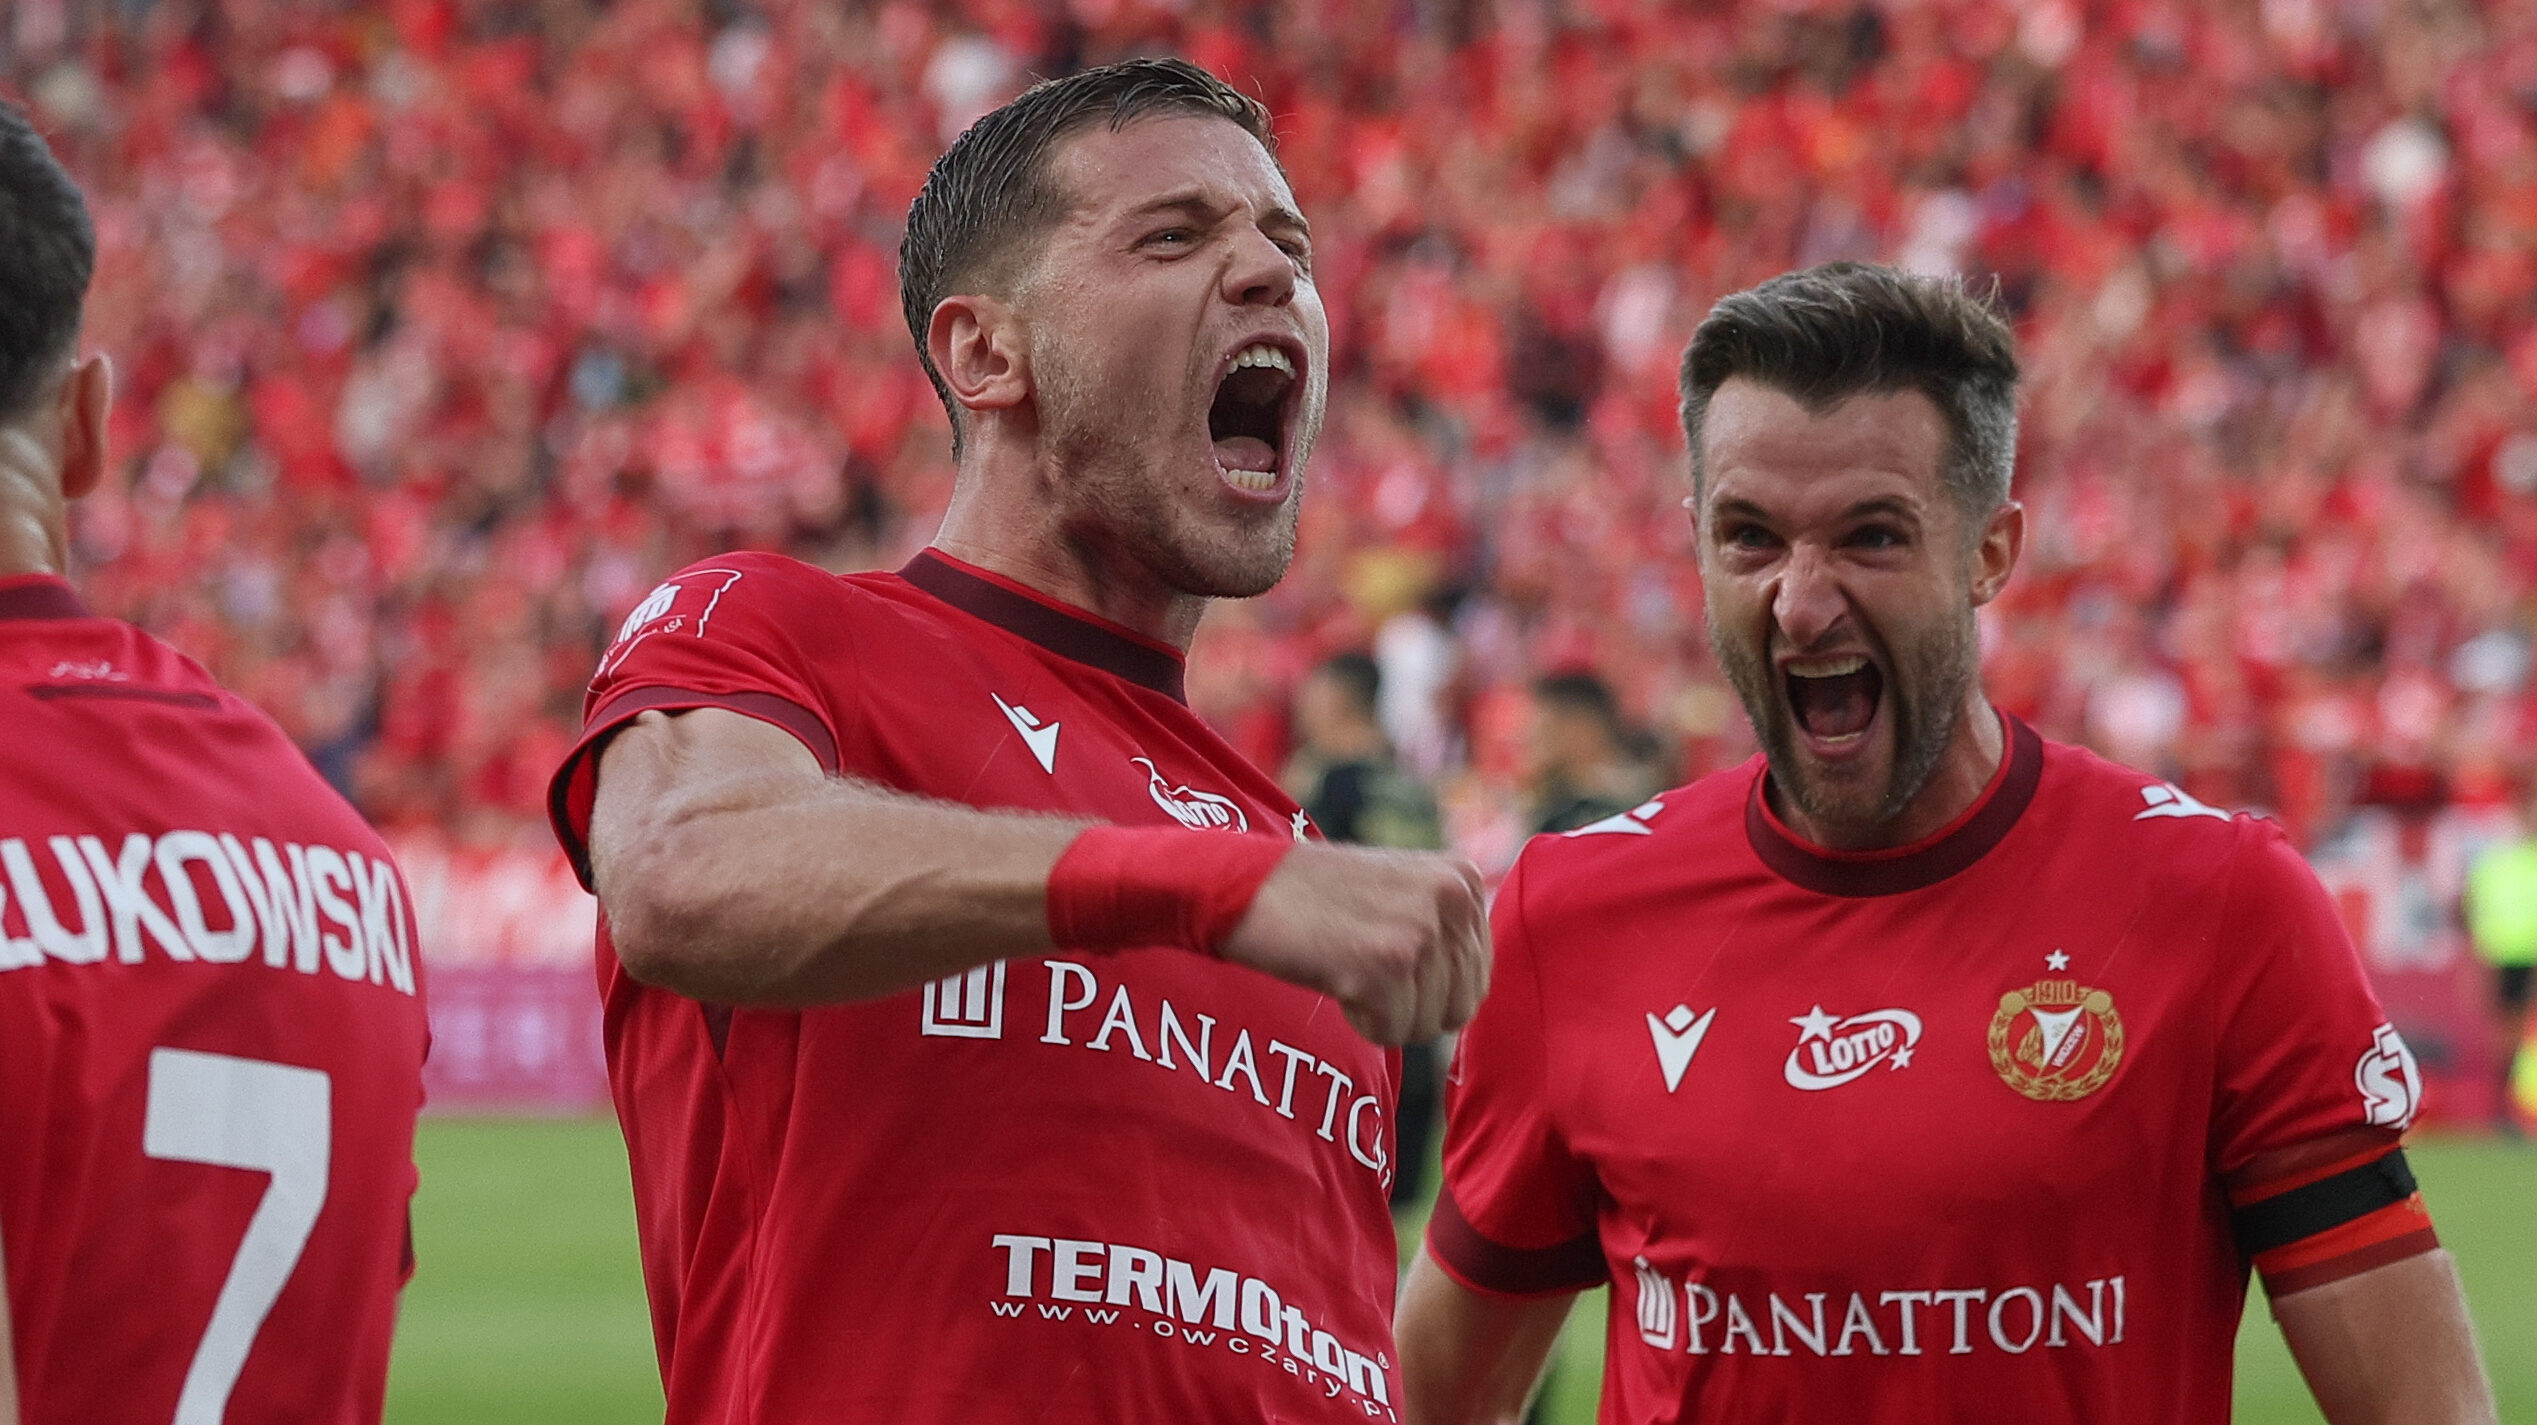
549, 59, 1488, 1424
1398, 263, 2498, 1424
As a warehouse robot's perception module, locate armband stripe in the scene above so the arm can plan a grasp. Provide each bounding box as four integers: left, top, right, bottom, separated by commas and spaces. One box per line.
2258, 1207, 2439, 1297
2231, 1147, 2417, 1256
1424, 1184, 1604, 1298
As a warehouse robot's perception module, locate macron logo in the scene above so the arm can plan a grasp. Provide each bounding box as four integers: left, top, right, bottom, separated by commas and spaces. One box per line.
1566, 799, 1666, 838
1647, 1004, 1717, 1093
2133, 784, 2228, 822
994, 694, 1062, 775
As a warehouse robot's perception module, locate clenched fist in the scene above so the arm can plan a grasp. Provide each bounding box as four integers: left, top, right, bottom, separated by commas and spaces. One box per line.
1218, 842, 1491, 1044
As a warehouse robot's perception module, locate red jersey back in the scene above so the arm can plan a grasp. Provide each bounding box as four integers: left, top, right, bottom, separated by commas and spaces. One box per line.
550, 550, 1401, 1425
1432, 717, 2425, 1424
0, 575, 429, 1425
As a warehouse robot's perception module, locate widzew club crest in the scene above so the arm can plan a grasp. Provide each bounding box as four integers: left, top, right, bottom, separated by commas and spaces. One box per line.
1989, 979, 2124, 1102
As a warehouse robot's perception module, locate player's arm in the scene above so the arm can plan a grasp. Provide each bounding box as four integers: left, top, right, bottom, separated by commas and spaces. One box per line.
2273, 1249, 2496, 1425
1396, 1249, 1575, 1425
587, 706, 1487, 1042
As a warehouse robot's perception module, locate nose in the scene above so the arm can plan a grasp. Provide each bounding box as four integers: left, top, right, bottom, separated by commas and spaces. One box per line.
1221, 224, 1296, 308
1771, 544, 1849, 650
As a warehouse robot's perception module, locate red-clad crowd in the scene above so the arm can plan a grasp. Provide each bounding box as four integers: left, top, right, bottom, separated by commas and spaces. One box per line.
11, 0, 2537, 876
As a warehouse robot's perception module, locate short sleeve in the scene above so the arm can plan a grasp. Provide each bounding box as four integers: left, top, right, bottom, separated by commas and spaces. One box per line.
2209, 823, 2438, 1293
545, 553, 846, 888
2208, 824, 2414, 1172
1426, 852, 1604, 1297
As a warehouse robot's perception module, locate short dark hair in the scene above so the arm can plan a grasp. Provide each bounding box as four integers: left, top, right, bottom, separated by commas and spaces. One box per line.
1679, 262, 2019, 516
899, 58, 1275, 458
1534, 669, 1623, 740
1313, 651, 1381, 717
0, 101, 93, 421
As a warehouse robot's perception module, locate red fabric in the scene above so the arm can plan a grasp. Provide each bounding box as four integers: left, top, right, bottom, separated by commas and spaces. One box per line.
546, 551, 1400, 1425
1046, 825, 1292, 958
0, 578, 429, 1425
1434, 724, 2414, 1421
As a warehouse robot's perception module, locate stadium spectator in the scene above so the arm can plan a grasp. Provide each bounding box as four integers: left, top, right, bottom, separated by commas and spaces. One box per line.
546, 60, 1486, 1422
1524, 668, 1663, 834
1283, 649, 1450, 1212
1399, 264, 2498, 1423
2465, 785, 2537, 1132
10, 0, 2537, 1043
0, 101, 428, 1425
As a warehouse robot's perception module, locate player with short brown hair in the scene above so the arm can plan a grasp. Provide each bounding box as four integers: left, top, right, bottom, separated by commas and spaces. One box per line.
1398, 262, 2495, 1424
551, 59, 1487, 1423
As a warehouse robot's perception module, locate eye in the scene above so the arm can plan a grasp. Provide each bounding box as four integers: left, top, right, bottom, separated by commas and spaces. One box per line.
1142, 228, 1195, 251
1718, 522, 1778, 552
1848, 524, 1908, 550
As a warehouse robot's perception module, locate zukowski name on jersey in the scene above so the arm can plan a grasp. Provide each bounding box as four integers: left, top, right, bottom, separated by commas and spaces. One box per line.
1432, 716, 2430, 1424
0, 575, 428, 1425
550, 551, 1400, 1425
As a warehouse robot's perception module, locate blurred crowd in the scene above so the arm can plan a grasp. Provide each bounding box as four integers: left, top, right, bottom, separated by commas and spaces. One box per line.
9, 0, 2537, 875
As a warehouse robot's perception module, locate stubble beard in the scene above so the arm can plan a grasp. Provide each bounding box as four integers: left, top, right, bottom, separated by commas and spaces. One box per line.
1036, 341, 1304, 600
1709, 603, 1978, 840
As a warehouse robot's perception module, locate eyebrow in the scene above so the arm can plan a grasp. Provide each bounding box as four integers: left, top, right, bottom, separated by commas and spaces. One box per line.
1123, 190, 1312, 240
1707, 495, 1922, 524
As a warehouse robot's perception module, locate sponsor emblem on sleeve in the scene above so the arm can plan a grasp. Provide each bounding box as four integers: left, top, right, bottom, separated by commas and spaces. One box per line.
2354, 1023, 2422, 1128
595, 569, 747, 678
1990, 979, 2124, 1101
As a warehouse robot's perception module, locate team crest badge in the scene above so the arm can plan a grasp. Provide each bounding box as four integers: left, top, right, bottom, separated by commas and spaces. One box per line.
1989, 979, 2124, 1101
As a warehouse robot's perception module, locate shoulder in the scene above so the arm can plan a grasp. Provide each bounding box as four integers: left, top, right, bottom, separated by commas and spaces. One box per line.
1501, 763, 1754, 919
2031, 735, 2278, 861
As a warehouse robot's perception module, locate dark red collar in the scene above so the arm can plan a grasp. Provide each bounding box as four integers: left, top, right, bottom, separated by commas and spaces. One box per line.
0, 573, 91, 621
1745, 712, 2042, 897
900, 550, 1188, 703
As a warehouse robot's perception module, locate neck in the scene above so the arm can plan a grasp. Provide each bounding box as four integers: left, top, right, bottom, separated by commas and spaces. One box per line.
931, 442, 1209, 652
0, 427, 69, 579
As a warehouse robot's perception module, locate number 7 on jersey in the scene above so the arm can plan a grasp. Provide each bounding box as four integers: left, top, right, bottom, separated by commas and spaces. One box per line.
143, 1048, 333, 1425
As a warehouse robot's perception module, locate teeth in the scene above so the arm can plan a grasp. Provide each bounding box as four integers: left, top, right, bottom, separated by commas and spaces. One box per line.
1222, 468, 1277, 492
1231, 344, 1296, 377
1786, 655, 1869, 678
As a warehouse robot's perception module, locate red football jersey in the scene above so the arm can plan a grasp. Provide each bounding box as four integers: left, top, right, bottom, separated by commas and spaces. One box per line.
0, 575, 429, 1424
1431, 716, 2430, 1423
549, 550, 1402, 1424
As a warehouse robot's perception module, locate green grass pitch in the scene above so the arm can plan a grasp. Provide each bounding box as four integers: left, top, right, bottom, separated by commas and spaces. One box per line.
386, 1123, 2530, 1422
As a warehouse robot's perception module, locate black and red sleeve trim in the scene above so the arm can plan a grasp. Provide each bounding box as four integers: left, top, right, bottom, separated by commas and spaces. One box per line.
1424, 1185, 1604, 1298
2230, 1144, 2439, 1296
545, 685, 839, 889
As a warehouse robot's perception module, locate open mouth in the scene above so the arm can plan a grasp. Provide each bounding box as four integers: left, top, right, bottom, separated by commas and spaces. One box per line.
1784, 655, 1883, 744
1208, 342, 1297, 493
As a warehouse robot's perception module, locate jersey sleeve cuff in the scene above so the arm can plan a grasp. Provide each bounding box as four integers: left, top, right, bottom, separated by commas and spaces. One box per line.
1424, 1183, 1603, 1298
546, 685, 839, 889
2230, 1142, 2440, 1297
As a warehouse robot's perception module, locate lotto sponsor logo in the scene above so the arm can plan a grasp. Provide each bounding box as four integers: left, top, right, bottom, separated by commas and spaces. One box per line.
1784, 1005, 1920, 1090
0, 831, 417, 996
1133, 757, 1250, 833
988, 1234, 1395, 1418
1630, 1260, 2127, 1359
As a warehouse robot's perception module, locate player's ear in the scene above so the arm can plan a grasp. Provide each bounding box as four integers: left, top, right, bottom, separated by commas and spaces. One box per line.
928, 294, 1030, 420
56, 353, 111, 502
1968, 499, 2023, 607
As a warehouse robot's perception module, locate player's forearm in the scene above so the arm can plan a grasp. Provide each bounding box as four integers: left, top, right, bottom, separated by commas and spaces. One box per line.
2274, 1249, 2497, 1425
596, 754, 1080, 1007
1397, 1251, 1572, 1425
0, 1221, 18, 1425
